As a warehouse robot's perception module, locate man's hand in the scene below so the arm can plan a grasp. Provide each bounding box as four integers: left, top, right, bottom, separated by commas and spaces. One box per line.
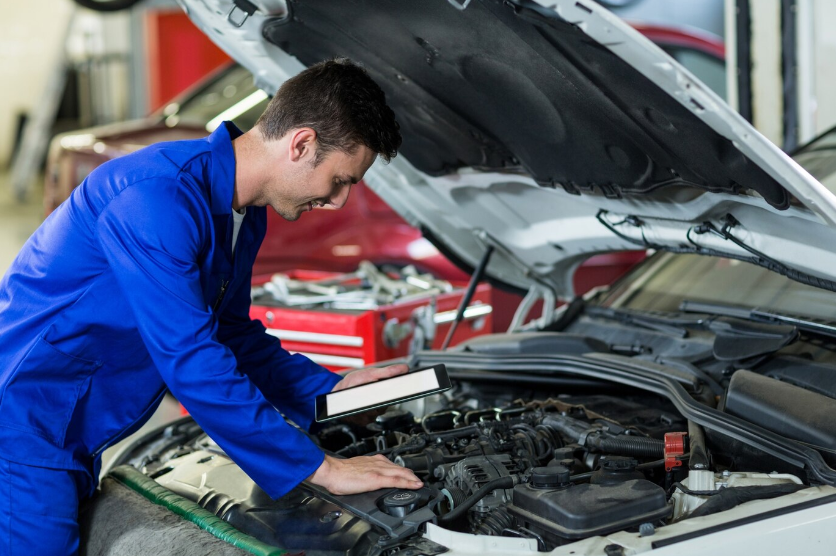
331, 363, 409, 392
330, 364, 410, 426
308, 454, 423, 495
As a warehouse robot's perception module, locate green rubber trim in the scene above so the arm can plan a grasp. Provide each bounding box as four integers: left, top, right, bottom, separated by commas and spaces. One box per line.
109, 465, 288, 556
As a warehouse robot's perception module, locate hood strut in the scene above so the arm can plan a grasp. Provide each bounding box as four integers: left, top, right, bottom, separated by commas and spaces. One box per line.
441, 245, 494, 350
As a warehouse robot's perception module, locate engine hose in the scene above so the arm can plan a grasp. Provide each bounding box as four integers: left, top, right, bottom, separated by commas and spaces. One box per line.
439, 476, 517, 524
535, 424, 562, 450
589, 435, 664, 458
429, 425, 480, 441
476, 508, 515, 536
390, 437, 427, 459
541, 414, 664, 458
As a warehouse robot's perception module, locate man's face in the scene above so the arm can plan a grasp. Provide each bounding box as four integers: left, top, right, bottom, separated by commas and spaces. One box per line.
271, 141, 376, 222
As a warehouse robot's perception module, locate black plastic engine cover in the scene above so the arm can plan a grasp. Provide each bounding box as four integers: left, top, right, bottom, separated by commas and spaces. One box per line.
507, 479, 671, 541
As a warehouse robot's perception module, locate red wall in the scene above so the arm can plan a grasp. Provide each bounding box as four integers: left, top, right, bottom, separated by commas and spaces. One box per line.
145, 10, 231, 112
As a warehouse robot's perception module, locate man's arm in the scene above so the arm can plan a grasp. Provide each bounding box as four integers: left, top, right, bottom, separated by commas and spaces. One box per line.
214, 265, 341, 431
95, 180, 419, 497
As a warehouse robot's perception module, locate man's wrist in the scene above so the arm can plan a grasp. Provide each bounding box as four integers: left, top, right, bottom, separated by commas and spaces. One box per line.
308, 453, 333, 485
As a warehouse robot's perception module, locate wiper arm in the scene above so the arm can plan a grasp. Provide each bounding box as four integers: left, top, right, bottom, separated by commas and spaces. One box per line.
585, 306, 691, 338
680, 300, 836, 341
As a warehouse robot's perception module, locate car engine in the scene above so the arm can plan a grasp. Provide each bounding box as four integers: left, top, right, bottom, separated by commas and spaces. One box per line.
108, 370, 818, 556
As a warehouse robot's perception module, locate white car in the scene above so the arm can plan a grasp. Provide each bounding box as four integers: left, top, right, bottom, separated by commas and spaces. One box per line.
82, 1, 836, 555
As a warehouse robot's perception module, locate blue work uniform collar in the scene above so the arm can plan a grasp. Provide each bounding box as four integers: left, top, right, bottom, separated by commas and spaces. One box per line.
207, 121, 244, 216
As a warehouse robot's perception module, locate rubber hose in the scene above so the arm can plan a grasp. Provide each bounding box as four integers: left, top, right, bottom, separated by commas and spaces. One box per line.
592, 435, 664, 458
391, 437, 427, 458
430, 425, 480, 441
541, 415, 664, 458
439, 476, 516, 524
541, 415, 589, 441
476, 508, 515, 535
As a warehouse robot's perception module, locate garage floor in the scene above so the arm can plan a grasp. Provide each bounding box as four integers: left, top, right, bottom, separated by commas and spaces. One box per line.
0, 173, 183, 477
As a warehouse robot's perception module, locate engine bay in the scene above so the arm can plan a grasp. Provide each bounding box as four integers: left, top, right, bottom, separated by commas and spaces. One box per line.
105, 286, 836, 555
112, 355, 832, 555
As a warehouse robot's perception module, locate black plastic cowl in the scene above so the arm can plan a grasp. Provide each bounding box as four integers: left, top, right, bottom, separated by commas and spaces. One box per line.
725, 370, 836, 449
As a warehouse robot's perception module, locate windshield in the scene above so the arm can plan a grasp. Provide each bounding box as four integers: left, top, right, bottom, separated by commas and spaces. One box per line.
159, 64, 268, 132
600, 252, 836, 322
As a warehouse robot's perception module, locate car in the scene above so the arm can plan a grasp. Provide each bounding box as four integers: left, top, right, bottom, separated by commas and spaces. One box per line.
45, 23, 726, 302
81, 0, 836, 554
45, 62, 643, 333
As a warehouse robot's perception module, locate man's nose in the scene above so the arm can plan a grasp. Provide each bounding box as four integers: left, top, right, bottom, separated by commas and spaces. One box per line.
330, 184, 352, 209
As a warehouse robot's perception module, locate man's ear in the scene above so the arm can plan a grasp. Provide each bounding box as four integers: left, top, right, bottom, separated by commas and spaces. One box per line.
288, 127, 317, 163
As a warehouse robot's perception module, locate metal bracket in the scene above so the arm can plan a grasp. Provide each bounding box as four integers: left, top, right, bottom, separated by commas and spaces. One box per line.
508, 284, 557, 332
228, 0, 258, 27
446, 0, 473, 10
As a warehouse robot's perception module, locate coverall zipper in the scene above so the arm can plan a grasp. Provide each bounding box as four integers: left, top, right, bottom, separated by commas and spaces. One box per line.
213, 280, 230, 311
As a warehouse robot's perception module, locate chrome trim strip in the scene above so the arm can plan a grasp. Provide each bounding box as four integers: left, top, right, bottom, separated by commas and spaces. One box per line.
434, 304, 493, 324
295, 352, 366, 368
264, 328, 364, 347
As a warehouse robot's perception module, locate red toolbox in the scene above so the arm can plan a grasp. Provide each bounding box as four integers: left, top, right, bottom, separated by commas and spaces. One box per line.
248, 265, 494, 371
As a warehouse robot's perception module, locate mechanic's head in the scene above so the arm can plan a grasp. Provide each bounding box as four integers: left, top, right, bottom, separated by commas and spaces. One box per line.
249, 57, 401, 221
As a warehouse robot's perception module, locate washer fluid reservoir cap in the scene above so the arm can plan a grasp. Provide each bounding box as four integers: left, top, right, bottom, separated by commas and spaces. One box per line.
381, 490, 420, 517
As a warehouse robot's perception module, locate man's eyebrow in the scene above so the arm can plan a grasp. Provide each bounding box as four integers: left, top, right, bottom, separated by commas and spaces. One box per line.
340, 174, 358, 184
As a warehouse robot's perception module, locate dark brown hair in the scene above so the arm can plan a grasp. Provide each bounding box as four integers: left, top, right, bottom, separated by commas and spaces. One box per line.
256, 58, 401, 165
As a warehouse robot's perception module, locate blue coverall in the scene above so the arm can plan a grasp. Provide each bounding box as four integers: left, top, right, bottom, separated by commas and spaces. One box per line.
0, 121, 342, 553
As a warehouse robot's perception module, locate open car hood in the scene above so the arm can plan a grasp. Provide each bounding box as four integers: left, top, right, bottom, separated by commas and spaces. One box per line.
179, 0, 836, 300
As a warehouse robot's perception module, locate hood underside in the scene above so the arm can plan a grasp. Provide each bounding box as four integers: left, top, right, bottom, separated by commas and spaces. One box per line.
180, 0, 836, 299
264, 0, 785, 207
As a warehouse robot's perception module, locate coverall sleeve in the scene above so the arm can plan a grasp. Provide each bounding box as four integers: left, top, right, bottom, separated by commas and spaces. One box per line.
95, 179, 324, 499
215, 269, 342, 432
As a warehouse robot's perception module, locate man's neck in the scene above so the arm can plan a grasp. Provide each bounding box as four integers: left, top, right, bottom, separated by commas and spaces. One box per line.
231, 130, 262, 211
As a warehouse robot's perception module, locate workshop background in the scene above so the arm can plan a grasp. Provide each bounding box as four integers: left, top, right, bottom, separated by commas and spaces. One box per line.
2, 0, 835, 470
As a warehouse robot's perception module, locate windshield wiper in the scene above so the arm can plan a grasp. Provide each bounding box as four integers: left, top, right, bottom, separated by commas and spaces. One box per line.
585, 306, 693, 338
680, 300, 836, 341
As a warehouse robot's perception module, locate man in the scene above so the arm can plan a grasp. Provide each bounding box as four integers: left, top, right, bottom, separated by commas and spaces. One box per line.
0, 58, 422, 553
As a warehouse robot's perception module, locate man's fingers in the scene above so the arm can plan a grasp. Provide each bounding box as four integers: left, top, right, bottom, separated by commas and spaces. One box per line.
372, 471, 423, 490
333, 364, 409, 391
385, 475, 424, 489
369, 364, 408, 380
377, 463, 419, 478
367, 455, 422, 485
